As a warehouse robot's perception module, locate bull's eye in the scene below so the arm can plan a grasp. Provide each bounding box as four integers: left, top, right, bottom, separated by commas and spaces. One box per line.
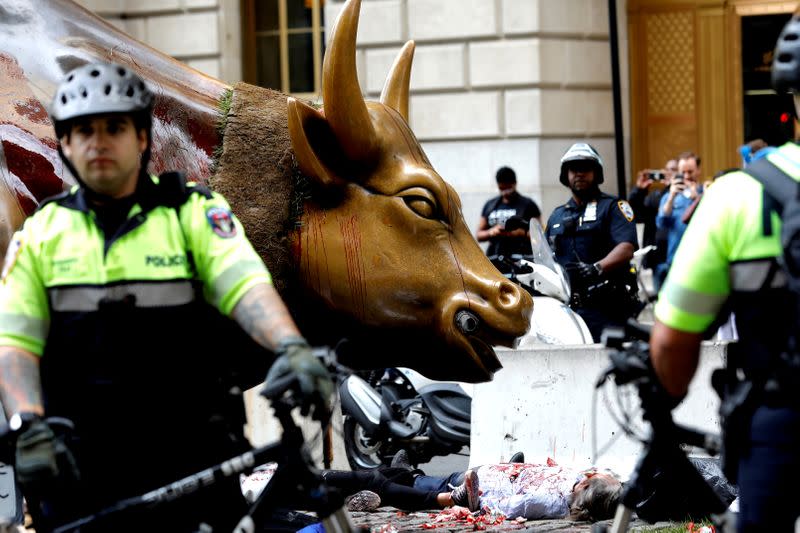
404, 196, 436, 219
399, 187, 446, 223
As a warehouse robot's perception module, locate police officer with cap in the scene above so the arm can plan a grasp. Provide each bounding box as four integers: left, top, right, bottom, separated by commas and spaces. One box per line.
545, 143, 638, 341
0, 62, 333, 531
650, 12, 800, 531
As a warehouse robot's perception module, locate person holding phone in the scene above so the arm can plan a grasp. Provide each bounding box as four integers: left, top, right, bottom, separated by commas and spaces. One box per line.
654, 151, 703, 290
628, 159, 677, 267
476, 166, 541, 257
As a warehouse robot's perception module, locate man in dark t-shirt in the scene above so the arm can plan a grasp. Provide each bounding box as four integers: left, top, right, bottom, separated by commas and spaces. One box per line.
476, 167, 541, 257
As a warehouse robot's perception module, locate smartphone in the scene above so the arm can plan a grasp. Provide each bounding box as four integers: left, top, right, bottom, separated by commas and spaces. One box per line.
646, 170, 665, 181
673, 173, 684, 185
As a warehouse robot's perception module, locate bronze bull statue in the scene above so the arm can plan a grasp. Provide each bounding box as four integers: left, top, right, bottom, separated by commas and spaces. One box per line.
0, 0, 532, 382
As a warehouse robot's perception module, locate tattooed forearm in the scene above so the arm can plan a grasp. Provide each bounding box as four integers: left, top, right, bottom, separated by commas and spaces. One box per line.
232, 283, 302, 351
0, 346, 44, 418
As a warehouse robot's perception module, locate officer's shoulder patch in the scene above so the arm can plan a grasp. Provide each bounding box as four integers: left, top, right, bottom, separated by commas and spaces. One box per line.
617, 200, 635, 222
1, 237, 23, 282
206, 206, 237, 238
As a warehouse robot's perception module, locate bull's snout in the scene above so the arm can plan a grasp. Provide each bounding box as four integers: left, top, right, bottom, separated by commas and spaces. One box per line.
461, 276, 532, 345
495, 278, 525, 310
447, 270, 532, 331
442, 275, 532, 381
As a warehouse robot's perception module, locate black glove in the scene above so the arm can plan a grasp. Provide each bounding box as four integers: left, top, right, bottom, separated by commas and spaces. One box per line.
261, 337, 334, 420
567, 261, 603, 284
14, 416, 79, 495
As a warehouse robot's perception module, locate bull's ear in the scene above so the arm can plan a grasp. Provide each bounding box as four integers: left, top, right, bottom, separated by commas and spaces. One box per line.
287, 97, 346, 190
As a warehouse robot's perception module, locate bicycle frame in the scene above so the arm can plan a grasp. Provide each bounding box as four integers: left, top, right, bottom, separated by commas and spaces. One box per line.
596, 325, 736, 533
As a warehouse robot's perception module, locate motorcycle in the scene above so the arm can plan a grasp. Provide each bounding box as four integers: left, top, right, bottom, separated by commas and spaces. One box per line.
489, 218, 593, 345
337, 364, 471, 470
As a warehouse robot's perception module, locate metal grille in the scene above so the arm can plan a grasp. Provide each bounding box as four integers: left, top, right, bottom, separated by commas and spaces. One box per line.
646, 11, 695, 114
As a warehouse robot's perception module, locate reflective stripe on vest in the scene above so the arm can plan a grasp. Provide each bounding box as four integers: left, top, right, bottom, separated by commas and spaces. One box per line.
0, 312, 48, 343
729, 259, 787, 292
49, 280, 196, 312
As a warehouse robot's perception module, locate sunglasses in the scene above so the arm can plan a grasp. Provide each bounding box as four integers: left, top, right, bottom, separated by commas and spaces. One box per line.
566, 161, 596, 173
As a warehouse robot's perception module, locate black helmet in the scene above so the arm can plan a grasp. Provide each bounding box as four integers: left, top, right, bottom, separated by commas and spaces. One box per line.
773, 14, 800, 93
51, 62, 154, 137
559, 143, 604, 186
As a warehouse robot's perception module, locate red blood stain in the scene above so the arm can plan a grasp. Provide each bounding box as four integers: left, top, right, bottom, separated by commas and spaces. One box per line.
187, 116, 218, 158
2, 140, 64, 204
15, 192, 36, 215
0, 53, 25, 80
14, 98, 51, 125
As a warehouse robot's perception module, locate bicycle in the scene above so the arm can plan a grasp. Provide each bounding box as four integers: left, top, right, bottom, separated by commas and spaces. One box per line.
591, 321, 736, 533
0, 350, 361, 533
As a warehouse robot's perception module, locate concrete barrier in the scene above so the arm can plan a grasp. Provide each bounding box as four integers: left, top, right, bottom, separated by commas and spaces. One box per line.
469, 342, 728, 478
243, 341, 728, 476
244, 389, 351, 470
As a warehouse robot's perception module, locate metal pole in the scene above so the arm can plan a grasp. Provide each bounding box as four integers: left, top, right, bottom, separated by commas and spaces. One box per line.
608, 0, 627, 197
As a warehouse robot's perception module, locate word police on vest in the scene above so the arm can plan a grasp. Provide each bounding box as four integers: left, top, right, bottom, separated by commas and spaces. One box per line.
145, 255, 188, 267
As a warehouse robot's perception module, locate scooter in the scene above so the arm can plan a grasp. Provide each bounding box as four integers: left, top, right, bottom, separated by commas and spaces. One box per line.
338, 365, 471, 470
489, 218, 593, 345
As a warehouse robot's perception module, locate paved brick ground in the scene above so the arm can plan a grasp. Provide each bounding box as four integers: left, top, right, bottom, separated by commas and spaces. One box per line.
349, 507, 674, 532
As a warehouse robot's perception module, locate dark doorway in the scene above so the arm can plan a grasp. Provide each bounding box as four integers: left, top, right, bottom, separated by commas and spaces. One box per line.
742, 14, 795, 148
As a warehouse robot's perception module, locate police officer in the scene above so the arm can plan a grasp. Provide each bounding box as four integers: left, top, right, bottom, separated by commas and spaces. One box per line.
545, 143, 638, 341
650, 15, 800, 532
0, 62, 333, 531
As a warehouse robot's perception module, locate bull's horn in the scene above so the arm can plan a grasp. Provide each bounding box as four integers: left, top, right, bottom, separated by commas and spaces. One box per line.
380, 41, 415, 122
322, 0, 378, 164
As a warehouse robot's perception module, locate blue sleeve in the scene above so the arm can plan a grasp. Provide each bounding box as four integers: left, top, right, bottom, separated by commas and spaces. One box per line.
656, 193, 674, 229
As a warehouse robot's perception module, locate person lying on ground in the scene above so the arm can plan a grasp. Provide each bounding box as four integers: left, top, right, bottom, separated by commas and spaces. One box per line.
320, 456, 621, 521
466, 459, 621, 521
320, 466, 480, 512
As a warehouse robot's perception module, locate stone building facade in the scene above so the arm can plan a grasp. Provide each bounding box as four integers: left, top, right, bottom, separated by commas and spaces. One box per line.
76, 0, 626, 228
325, 0, 623, 230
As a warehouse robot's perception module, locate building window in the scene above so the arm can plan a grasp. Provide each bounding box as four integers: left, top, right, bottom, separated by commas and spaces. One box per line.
741, 13, 795, 147
243, 0, 325, 96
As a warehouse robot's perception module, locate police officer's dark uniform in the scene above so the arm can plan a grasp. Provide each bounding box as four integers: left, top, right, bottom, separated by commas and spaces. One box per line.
545, 143, 638, 342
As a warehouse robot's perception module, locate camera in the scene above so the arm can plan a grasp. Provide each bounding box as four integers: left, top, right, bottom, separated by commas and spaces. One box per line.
673, 172, 684, 185
647, 170, 666, 181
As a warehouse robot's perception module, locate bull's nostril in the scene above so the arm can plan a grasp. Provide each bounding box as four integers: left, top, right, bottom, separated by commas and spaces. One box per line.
498, 280, 521, 307
455, 310, 481, 334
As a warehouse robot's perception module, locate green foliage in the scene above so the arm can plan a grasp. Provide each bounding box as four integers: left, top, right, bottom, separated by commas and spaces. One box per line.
212, 88, 234, 172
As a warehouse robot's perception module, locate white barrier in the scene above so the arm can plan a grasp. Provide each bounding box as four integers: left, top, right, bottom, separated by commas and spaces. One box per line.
243, 341, 728, 475
244, 389, 351, 470
469, 342, 728, 478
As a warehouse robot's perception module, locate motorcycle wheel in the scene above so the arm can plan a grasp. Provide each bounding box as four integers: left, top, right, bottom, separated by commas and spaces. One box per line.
343, 416, 387, 470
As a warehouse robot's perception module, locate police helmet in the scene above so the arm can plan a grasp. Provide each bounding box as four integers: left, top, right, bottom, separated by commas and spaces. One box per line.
773, 14, 800, 94
559, 143, 604, 186
51, 62, 154, 137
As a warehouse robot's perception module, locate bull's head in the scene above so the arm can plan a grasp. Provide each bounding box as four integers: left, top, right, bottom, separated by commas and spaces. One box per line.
287, 0, 533, 382
0, 0, 532, 383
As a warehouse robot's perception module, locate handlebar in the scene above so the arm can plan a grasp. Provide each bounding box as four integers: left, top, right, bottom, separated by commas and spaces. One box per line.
597, 320, 720, 456
486, 254, 535, 278
1, 346, 356, 533
0, 416, 75, 466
